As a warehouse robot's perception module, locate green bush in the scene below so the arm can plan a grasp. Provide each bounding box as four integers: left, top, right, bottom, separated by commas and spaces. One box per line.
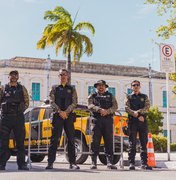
146, 107, 163, 135
152, 135, 167, 152
152, 135, 176, 152
171, 143, 176, 152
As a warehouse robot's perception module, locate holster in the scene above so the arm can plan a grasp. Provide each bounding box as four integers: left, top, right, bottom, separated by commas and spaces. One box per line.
1, 102, 8, 114
89, 116, 98, 124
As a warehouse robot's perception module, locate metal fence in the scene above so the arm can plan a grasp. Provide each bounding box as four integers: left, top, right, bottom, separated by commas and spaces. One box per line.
27, 108, 125, 170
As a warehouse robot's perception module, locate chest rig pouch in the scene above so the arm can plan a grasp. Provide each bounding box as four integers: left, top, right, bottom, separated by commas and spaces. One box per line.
92, 92, 113, 118
1, 83, 24, 115
55, 85, 73, 111
128, 94, 146, 122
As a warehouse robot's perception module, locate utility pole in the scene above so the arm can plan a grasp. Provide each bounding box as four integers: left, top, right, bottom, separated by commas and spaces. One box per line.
148, 64, 153, 106
46, 54, 51, 99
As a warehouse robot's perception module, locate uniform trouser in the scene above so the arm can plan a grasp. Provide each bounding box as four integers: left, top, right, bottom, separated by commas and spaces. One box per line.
0, 114, 26, 167
48, 113, 76, 164
128, 121, 148, 165
91, 116, 113, 157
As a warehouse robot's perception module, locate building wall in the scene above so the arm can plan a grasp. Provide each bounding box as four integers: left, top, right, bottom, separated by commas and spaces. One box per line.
1, 64, 176, 142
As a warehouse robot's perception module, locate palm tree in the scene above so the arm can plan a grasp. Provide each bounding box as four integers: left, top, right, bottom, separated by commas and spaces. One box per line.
37, 6, 95, 83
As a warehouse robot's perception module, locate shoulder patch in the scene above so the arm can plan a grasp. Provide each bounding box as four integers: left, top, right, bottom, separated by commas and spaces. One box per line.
141, 93, 147, 99
67, 89, 72, 93
140, 97, 145, 102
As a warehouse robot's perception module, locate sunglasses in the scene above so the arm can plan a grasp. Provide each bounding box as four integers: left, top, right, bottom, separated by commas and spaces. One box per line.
10, 74, 18, 76
132, 84, 140, 87
59, 74, 67, 76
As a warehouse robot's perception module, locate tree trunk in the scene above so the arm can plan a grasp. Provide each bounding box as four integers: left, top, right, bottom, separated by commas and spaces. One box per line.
66, 51, 71, 84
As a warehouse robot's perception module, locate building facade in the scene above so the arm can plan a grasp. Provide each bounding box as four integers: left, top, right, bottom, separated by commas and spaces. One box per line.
0, 57, 176, 142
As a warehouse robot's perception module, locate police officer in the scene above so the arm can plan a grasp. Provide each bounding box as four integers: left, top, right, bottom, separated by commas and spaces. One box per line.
46, 69, 80, 170
0, 70, 29, 170
88, 80, 118, 170
125, 80, 152, 170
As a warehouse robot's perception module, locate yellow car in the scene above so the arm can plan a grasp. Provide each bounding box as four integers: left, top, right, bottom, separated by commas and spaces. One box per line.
7, 104, 128, 165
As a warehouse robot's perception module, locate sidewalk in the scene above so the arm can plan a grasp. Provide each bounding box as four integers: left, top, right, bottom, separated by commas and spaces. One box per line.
8, 152, 176, 170
122, 152, 176, 169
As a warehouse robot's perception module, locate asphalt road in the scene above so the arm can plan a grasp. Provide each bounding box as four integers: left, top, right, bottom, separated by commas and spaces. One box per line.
0, 155, 176, 180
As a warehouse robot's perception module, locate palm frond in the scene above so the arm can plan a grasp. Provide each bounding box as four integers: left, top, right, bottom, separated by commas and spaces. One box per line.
74, 22, 95, 35
80, 34, 93, 56
44, 11, 60, 22
53, 6, 72, 24
53, 21, 71, 33
36, 36, 47, 49
43, 24, 53, 36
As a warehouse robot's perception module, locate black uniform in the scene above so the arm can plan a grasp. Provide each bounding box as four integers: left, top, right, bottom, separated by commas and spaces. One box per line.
47, 84, 77, 165
0, 83, 29, 168
125, 93, 150, 166
88, 91, 118, 165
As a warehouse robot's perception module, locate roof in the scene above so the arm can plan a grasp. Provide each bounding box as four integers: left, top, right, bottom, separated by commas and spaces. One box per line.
0, 56, 165, 79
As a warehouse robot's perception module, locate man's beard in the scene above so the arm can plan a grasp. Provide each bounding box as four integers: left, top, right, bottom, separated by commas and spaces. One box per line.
10, 78, 17, 83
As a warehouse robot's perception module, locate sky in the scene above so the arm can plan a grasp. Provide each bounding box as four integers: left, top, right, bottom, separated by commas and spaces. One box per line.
0, 0, 176, 71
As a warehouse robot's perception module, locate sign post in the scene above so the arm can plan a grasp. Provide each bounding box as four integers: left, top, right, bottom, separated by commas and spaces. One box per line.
160, 43, 175, 161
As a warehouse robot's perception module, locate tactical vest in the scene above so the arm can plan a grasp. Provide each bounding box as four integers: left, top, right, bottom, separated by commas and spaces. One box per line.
128, 93, 147, 122
54, 85, 73, 111
92, 91, 112, 117
1, 83, 24, 115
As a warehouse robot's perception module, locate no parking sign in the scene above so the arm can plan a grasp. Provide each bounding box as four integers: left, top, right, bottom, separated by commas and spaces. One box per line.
160, 43, 175, 73
160, 43, 175, 161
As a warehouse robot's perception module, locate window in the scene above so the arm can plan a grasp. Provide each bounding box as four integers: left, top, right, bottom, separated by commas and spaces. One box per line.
163, 91, 167, 107
24, 108, 40, 122
127, 88, 133, 95
108, 87, 116, 97
43, 108, 53, 119
88, 86, 96, 95
32, 83, 40, 101
31, 108, 40, 121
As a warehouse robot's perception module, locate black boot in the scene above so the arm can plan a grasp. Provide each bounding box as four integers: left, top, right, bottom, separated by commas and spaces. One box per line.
106, 155, 117, 170
90, 155, 97, 169
129, 163, 135, 170
141, 164, 152, 170
18, 164, 29, 171
69, 163, 80, 170
46, 163, 53, 169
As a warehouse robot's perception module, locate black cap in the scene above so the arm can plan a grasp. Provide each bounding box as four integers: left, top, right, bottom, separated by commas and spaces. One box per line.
94, 80, 109, 88
9, 70, 19, 76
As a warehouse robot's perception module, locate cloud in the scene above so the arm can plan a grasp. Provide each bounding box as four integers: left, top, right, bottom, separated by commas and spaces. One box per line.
134, 4, 156, 19
125, 57, 136, 65
126, 51, 158, 68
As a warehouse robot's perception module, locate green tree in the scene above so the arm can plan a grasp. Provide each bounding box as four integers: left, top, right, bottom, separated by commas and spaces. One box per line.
145, 0, 176, 39
145, 1, 176, 92
37, 6, 95, 83
146, 106, 163, 135
170, 72, 176, 93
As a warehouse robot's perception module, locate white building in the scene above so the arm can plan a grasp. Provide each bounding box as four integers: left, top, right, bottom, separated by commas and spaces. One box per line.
0, 57, 176, 142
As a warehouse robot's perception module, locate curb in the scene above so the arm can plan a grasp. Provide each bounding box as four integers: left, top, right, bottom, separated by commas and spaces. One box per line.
122, 160, 176, 169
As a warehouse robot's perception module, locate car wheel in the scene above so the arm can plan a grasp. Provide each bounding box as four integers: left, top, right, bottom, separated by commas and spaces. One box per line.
30, 154, 45, 162
65, 137, 89, 164
98, 154, 121, 165
6, 150, 11, 161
